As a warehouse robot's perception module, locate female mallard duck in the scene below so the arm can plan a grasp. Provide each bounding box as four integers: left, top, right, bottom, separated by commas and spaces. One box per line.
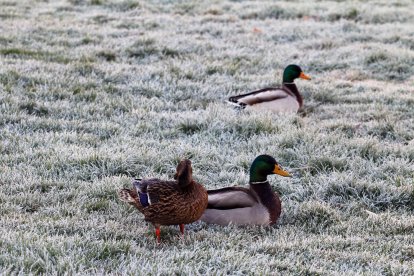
200, 155, 291, 226
228, 64, 311, 113
119, 159, 208, 243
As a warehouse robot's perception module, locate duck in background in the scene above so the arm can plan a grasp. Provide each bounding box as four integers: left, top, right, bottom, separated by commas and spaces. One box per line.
119, 159, 208, 243
227, 64, 311, 113
200, 155, 291, 226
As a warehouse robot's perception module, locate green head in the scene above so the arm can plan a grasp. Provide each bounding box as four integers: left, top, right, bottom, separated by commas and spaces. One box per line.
282, 64, 311, 83
249, 155, 291, 183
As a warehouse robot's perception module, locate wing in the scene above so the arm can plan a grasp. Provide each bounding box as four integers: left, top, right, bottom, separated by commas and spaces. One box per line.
228, 87, 288, 106
238, 89, 288, 105
207, 187, 258, 209
133, 178, 165, 206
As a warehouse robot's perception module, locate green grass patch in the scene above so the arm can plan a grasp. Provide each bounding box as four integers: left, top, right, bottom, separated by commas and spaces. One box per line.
19, 102, 49, 117
0, 48, 70, 63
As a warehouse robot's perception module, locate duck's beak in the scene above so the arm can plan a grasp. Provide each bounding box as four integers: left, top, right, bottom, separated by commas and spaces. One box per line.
299, 72, 311, 80
273, 164, 292, 177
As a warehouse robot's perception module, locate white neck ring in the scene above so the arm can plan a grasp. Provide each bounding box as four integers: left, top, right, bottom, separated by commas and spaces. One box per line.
250, 180, 268, 184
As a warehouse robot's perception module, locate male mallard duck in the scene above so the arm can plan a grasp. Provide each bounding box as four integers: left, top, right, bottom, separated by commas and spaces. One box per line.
227, 64, 311, 113
200, 155, 291, 226
119, 159, 208, 243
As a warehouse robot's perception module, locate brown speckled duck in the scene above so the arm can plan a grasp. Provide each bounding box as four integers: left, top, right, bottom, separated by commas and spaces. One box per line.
227, 64, 311, 113
201, 155, 291, 226
119, 159, 208, 243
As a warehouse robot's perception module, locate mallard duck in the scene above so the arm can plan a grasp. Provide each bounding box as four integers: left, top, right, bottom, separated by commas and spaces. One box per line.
119, 159, 208, 243
227, 64, 311, 113
200, 155, 291, 226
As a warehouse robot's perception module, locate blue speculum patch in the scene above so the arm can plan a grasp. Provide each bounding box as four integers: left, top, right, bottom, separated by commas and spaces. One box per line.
139, 192, 150, 207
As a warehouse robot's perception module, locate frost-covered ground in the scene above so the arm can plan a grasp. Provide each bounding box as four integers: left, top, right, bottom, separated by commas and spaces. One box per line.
1, 0, 414, 274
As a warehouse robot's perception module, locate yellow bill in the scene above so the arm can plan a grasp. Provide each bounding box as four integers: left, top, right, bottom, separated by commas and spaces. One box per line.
299, 72, 311, 80
273, 164, 291, 177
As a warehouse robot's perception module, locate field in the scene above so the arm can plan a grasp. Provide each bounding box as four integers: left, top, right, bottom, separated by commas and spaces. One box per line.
1, 0, 414, 274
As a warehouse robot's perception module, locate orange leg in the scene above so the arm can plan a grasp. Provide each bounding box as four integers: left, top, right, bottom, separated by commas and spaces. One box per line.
155, 227, 161, 244
179, 224, 185, 236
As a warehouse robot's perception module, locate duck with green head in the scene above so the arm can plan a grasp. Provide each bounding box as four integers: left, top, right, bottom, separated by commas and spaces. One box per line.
200, 155, 291, 226
228, 64, 311, 113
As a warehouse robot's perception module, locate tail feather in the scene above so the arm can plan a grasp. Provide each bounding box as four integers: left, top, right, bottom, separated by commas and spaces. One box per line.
225, 100, 246, 110
119, 189, 135, 203
228, 96, 240, 103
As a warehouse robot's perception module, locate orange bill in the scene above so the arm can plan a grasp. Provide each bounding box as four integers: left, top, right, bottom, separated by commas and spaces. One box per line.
273, 164, 291, 177
299, 72, 311, 80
